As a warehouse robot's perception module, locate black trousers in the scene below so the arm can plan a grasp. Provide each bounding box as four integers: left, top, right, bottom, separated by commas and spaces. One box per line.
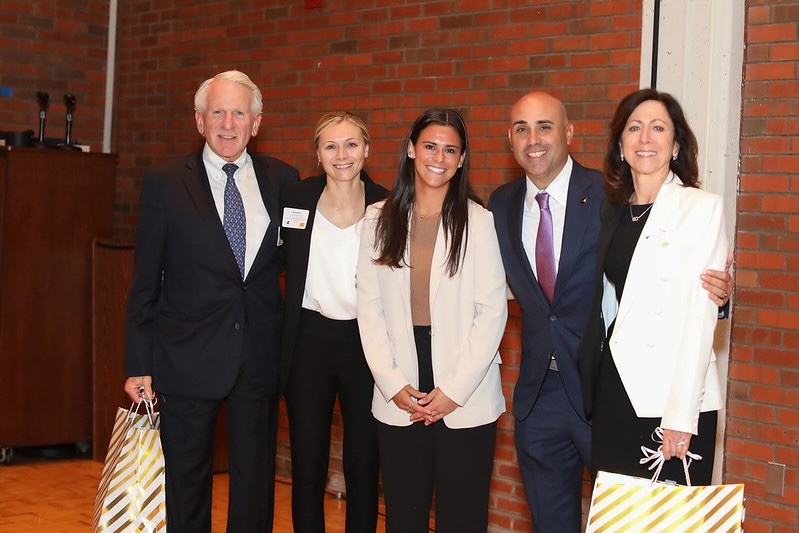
159, 349, 278, 533
285, 309, 379, 533
377, 326, 498, 533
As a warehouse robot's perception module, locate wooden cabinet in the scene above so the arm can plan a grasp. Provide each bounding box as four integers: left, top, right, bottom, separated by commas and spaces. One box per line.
0, 147, 115, 450
91, 240, 135, 461
91, 240, 229, 471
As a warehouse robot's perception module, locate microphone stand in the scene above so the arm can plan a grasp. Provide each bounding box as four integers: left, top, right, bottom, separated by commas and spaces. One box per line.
36, 92, 49, 147
61, 94, 80, 151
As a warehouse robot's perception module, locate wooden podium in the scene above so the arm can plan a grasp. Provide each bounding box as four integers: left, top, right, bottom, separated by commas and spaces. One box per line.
0, 147, 116, 453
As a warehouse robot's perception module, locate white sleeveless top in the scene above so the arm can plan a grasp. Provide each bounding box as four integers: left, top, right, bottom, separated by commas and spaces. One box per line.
301, 209, 361, 320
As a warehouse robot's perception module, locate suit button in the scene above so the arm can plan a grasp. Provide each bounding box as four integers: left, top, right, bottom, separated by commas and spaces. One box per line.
549, 315, 557, 321
234, 322, 241, 331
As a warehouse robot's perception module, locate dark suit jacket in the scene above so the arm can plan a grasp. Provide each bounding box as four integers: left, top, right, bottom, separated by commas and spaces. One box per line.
125, 150, 300, 399
578, 200, 621, 420
278, 171, 388, 391
488, 161, 604, 421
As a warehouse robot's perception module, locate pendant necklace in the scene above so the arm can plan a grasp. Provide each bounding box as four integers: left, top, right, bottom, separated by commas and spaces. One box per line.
629, 203, 653, 222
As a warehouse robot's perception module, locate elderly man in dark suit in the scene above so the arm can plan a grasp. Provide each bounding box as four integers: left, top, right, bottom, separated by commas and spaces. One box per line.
124, 70, 299, 532
489, 91, 732, 533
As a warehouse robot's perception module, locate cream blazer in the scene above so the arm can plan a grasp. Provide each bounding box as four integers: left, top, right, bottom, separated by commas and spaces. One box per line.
601, 174, 727, 434
356, 200, 508, 429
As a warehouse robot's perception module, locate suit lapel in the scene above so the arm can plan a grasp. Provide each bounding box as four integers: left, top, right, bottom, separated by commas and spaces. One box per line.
181, 152, 238, 267
397, 240, 414, 329
290, 176, 324, 292
616, 178, 680, 325
555, 167, 595, 300
249, 155, 280, 276
503, 178, 545, 304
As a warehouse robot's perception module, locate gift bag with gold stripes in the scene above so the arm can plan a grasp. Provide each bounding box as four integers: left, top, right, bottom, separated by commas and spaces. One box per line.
92, 399, 166, 532
586, 441, 745, 533
586, 471, 744, 532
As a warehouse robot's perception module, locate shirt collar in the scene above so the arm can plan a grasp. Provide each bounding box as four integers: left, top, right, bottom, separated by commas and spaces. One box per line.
524, 156, 573, 211
202, 144, 250, 183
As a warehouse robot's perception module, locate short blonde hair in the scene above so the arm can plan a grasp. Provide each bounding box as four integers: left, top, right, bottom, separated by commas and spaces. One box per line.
313, 111, 370, 148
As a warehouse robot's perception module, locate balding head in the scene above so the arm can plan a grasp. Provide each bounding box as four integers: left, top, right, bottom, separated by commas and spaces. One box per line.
509, 91, 574, 189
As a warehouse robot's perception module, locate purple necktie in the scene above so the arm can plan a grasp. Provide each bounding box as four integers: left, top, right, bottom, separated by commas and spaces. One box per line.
535, 191, 556, 303
222, 163, 246, 279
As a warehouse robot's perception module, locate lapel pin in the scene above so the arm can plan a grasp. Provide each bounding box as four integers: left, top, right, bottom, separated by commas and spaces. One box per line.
580, 197, 587, 204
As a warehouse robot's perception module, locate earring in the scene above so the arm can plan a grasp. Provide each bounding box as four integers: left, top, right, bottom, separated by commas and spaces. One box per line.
672, 153, 678, 161
620, 153, 624, 162
457, 163, 462, 168
408, 153, 415, 159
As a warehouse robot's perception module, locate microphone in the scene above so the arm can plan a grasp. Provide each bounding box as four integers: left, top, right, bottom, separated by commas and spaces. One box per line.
64, 93, 76, 145
36, 92, 49, 144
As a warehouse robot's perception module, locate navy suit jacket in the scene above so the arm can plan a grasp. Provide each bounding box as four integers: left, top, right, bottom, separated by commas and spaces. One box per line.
278, 171, 388, 391
489, 161, 603, 421
125, 150, 300, 399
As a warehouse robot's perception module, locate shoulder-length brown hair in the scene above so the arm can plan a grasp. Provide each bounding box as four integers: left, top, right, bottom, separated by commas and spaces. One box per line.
373, 107, 481, 277
603, 88, 699, 206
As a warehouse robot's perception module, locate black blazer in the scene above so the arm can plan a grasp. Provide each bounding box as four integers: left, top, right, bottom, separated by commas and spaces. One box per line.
279, 171, 388, 391
125, 150, 300, 398
488, 161, 604, 421
577, 201, 623, 420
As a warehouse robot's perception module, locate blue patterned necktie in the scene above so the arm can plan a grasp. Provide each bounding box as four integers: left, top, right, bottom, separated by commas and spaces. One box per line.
535, 191, 556, 303
222, 163, 246, 279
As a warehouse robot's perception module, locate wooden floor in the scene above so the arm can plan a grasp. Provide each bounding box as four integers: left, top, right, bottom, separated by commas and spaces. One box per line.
0, 456, 387, 532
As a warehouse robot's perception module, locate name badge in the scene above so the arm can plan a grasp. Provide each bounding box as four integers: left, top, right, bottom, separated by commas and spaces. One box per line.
282, 207, 310, 229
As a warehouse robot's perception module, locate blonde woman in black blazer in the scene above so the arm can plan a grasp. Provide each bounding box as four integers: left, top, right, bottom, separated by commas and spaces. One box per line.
280, 111, 388, 533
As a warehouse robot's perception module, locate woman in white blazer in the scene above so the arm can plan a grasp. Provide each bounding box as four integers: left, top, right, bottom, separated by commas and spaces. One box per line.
356, 108, 507, 533
579, 89, 727, 485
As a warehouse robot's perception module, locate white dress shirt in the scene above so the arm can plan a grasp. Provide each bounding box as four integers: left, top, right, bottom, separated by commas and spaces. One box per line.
522, 156, 573, 278
203, 145, 270, 279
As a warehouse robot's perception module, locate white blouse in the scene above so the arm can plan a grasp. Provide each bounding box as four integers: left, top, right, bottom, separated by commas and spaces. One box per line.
301, 210, 361, 320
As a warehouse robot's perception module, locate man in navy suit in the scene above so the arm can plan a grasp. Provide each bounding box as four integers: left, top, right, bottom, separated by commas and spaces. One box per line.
124, 70, 299, 532
489, 91, 731, 532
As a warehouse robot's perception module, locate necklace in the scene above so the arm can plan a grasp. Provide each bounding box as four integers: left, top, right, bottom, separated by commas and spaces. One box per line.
629, 203, 653, 222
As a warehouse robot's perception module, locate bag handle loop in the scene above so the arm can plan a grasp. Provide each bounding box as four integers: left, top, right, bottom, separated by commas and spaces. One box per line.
128, 393, 158, 429
639, 426, 702, 486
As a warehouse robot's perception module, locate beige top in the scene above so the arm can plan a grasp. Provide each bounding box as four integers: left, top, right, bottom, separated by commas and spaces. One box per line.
409, 211, 440, 326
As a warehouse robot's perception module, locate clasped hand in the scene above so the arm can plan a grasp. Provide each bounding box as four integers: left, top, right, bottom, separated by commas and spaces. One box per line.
393, 384, 458, 426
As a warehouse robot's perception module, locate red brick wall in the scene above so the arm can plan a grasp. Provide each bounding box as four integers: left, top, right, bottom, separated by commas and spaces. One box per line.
110, 1, 641, 242
8, 1, 799, 532
0, 0, 110, 150
725, 2, 799, 531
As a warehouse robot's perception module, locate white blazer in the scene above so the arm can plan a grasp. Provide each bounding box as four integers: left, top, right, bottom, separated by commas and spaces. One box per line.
356, 200, 508, 429
602, 174, 727, 434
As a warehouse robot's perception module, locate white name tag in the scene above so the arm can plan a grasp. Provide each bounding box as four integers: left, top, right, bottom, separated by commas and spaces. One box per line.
282, 207, 310, 229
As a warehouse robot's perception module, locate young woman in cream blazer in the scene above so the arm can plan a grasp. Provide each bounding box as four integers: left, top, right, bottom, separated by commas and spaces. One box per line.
356, 108, 507, 533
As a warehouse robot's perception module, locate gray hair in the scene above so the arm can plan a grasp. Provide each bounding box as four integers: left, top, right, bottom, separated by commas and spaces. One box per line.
194, 70, 263, 115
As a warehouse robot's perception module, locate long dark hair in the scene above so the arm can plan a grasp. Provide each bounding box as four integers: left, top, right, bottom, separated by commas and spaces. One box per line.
604, 88, 699, 206
374, 108, 481, 277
